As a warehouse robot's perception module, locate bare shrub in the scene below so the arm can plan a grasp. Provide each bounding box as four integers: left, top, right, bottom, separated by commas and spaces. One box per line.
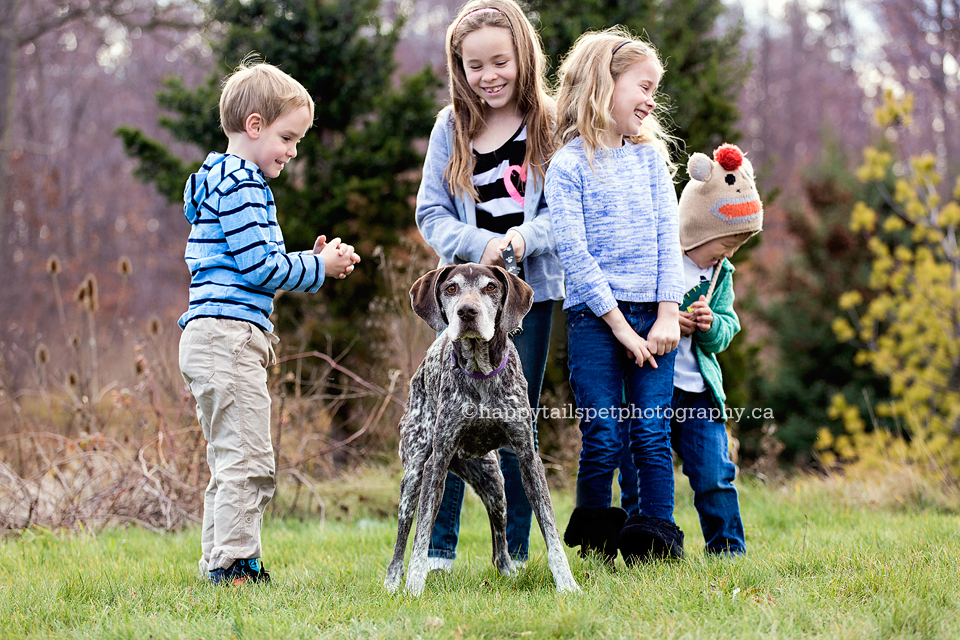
1, 334, 203, 531
0, 431, 201, 531
1, 285, 408, 532
746, 423, 787, 483
359, 237, 440, 454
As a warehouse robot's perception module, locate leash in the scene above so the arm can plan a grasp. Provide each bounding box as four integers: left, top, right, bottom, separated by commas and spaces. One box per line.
501, 242, 524, 337
452, 350, 510, 380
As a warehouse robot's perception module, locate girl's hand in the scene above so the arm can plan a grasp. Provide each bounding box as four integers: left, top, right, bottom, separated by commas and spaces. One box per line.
498, 230, 526, 261
613, 324, 656, 368
479, 238, 504, 267
679, 311, 697, 336
602, 308, 656, 368
647, 302, 680, 355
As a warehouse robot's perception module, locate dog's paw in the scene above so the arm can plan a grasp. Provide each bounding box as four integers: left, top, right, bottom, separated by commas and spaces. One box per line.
504, 559, 526, 576
384, 578, 401, 593
383, 564, 404, 593
555, 576, 581, 593
405, 573, 427, 597
495, 556, 518, 577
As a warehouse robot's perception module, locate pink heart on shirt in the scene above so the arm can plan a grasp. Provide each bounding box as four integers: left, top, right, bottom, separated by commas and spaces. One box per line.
504, 164, 526, 206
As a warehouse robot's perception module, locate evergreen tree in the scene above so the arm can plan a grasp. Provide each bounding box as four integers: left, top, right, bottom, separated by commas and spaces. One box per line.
529, 0, 747, 161
743, 138, 893, 462
117, 0, 442, 328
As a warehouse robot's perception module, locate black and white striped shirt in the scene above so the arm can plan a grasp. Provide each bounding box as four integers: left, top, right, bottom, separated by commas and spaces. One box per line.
473, 125, 527, 235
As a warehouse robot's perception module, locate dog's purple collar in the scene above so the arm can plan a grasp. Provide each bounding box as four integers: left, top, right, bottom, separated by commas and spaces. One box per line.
452, 350, 509, 380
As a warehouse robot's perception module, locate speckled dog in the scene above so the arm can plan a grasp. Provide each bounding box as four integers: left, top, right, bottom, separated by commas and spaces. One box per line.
384, 264, 578, 596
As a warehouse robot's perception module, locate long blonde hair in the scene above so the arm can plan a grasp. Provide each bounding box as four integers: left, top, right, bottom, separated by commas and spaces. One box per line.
444, 0, 555, 200
555, 27, 677, 174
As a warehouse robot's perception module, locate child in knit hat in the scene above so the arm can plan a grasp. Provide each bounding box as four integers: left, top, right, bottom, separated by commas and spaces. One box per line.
617, 142, 761, 557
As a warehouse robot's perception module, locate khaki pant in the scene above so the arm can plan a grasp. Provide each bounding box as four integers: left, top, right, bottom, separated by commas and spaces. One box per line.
179, 318, 279, 572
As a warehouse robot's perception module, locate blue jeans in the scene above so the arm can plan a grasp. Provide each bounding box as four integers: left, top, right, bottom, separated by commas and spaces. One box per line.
618, 394, 640, 517
566, 302, 677, 521
619, 388, 745, 554
428, 300, 556, 562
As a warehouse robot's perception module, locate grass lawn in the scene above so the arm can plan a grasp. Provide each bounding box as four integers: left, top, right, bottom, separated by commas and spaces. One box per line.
1, 469, 958, 640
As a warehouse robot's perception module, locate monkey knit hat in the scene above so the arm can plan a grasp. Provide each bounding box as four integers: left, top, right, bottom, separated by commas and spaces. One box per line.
678, 143, 763, 251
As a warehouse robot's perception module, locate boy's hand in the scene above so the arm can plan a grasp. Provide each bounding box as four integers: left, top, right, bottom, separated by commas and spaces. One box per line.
689, 296, 713, 332
646, 302, 680, 355
497, 230, 526, 261
317, 236, 361, 279
312, 235, 328, 255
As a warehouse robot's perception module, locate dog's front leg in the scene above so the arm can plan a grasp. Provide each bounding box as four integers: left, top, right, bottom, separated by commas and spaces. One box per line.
384, 461, 425, 592
509, 426, 580, 593
405, 443, 455, 596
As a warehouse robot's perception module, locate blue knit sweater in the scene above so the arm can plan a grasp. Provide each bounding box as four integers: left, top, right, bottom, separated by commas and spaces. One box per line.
178, 152, 325, 332
545, 138, 684, 315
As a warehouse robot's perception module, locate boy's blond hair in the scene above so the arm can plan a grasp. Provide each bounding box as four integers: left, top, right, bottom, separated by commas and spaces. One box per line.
555, 27, 677, 174
444, 0, 556, 200
219, 57, 315, 135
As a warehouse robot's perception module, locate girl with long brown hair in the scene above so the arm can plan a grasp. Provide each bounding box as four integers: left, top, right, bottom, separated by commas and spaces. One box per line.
414, 0, 563, 573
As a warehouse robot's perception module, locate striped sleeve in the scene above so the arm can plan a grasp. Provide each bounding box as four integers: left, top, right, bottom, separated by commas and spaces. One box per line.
217, 174, 324, 293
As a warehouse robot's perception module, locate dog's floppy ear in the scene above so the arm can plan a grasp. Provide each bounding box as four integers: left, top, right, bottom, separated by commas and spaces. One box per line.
410, 265, 456, 332
490, 265, 533, 333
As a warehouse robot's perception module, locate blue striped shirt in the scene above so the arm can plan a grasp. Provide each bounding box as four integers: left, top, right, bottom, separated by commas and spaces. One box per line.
545, 138, 684, 315
178, 152, 324, 332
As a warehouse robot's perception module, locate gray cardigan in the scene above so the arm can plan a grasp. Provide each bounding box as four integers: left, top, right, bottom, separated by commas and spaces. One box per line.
414, 106, 564, 302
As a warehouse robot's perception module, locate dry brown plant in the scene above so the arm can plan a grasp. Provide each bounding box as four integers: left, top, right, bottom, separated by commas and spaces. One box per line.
1, 331, 408, 532
1, 243, 437, 532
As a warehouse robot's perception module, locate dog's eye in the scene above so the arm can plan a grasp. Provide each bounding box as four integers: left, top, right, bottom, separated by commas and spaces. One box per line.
445, 284, 457, 294
485, 283, 497, 292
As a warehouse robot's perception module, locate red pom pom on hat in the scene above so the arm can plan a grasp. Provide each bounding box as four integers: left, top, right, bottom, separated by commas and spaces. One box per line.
713, 143, 743, 171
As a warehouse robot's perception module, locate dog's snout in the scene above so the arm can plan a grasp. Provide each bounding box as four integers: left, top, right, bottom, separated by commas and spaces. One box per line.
457, 303, 478, 322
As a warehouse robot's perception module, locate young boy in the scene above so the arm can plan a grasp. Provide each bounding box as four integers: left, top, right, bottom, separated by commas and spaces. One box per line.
617, 143, 762, 561
178, 61, 360, 585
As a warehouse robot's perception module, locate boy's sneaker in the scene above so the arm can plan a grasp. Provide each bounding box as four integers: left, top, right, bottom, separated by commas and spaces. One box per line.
209, 558, 271, 586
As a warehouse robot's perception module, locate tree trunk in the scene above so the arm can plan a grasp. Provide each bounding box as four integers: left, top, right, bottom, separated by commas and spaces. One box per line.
0, 0, 23, 274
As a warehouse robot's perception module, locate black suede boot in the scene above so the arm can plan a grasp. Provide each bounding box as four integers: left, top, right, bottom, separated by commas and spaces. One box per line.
617, 514, 685, 565
563, 507, 628, 565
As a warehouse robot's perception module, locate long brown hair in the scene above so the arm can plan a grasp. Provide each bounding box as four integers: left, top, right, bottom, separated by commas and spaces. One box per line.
555, 26, 677, 174
444, 0, 555, 200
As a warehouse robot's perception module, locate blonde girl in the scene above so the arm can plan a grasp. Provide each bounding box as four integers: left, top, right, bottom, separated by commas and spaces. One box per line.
414, 0, 563, 572
545, 27, 685, 565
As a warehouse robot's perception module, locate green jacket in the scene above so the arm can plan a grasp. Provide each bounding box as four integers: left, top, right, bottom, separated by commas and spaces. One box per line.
691, 257, 740, 409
